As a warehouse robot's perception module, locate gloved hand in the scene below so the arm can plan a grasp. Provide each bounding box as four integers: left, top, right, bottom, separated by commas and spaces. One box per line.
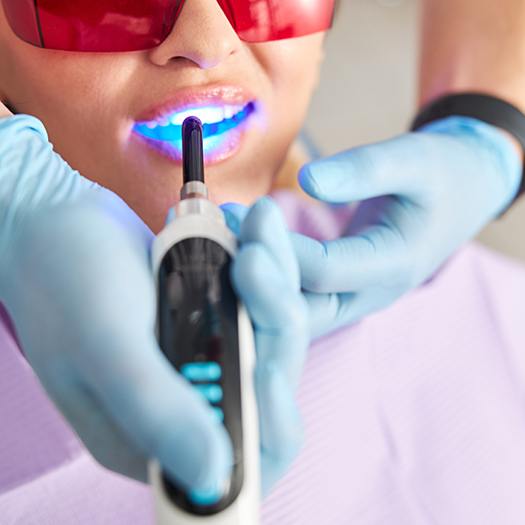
0, 111, 308, 496
227, 197, 309, 493
291, 116, 523, 337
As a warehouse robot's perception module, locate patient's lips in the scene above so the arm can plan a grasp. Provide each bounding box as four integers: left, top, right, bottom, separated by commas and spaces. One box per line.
132, 85, 258, 164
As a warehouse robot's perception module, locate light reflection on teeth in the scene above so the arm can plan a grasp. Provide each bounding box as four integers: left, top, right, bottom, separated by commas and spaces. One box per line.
169, 106, 227, 125
224, 106, 239, 119
133, 101, 256, 162
143, 104, 246, 129
133, 102, 255, 144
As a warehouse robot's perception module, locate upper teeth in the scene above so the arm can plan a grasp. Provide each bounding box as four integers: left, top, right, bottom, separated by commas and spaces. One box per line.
144, 105, 245, 128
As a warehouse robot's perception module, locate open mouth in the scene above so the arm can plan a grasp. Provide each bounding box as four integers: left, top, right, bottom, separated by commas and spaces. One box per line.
133, 101, 256, 163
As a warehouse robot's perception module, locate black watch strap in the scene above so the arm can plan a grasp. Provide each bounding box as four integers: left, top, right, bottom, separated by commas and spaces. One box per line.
411, 93, 525, 206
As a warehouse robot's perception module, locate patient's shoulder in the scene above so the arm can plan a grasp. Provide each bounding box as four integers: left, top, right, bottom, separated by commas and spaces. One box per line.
437, 242, 525, 351
425, 242, 525, 319
465, 241, 525, 287
359, 241, 525, 395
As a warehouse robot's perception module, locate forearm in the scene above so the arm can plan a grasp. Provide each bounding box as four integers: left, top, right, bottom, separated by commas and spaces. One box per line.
419, 0, 525, 113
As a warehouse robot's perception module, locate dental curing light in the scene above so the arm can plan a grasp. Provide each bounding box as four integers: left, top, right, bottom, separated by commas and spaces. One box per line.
150, 117, 260, 525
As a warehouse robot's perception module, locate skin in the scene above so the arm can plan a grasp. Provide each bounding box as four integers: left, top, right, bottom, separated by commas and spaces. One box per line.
0, 0, 326, 232
420, 0, 525, 154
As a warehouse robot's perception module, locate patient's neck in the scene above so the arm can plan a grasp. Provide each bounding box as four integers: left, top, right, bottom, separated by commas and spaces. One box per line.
272, 142, 311, 194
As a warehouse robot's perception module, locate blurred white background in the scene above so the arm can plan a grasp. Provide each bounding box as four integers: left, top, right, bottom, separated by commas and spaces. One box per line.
304, 0, 525, 262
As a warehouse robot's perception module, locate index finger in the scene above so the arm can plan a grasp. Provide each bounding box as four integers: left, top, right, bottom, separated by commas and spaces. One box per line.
290, 224, 412, 294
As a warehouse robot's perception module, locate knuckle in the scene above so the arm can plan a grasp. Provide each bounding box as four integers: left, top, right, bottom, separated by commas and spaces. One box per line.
285, 297, 309, 332
302, 243, 334, 292
349, 148, 384, 190
304, 274, 331, 293
235, 245, 268, 286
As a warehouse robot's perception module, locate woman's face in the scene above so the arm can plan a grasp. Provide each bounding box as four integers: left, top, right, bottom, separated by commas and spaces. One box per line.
0, 0, 326, 231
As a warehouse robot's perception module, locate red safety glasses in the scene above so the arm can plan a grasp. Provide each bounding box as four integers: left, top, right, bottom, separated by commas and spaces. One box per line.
2, 0, 335, 52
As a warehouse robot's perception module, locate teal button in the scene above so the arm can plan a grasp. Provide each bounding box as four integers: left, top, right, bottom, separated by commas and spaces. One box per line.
195, 384, 223, 403
181, 362, 222, 382
188, 486, 223, 506
213, 407, 224, 422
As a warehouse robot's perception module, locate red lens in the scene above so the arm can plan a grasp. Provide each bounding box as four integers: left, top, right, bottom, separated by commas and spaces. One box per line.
38, 0, 185, 52
2, 0, 334, 52
3, 0, 183, 52
2, 0, 42, 47
218, 0, 335, 43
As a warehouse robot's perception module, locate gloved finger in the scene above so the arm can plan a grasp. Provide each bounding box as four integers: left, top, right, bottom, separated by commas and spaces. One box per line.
257, 366, 303, 495
221, 208, 246, 237
73, 286, 232, 493
232, 242, 307, 494
13, 203, 233, 494
221, 202, 249, 237
239, 196, 300, 290
290, 220, 412, 294
82, 338, 232, 494
304, 288, 400, 339
37, 363, 149, 482
223, 200, 309, 492
343, 196, 393, 237
298, 134, 439, 205
0, 115, 97, 221
73, 315, 233, 494
232, 243, 309, 388
303, 291, 358, 339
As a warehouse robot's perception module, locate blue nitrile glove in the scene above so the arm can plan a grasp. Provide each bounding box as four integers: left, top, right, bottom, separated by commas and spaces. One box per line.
226, 197, 309, 494
0, 113, 231, 492
0, 113, 308, 496
292, 116, 523, 337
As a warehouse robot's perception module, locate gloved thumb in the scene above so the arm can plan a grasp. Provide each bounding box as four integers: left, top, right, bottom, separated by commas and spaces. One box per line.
221, 202, 249, 236
298, 136, 434, 204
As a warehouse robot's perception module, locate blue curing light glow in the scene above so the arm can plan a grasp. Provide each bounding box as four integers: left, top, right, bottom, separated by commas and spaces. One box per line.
213, 407, 224, 422
181, 362, 222, 382
188, 485, 223, 506
195, 384, 223, 404
133, 102, 255, 143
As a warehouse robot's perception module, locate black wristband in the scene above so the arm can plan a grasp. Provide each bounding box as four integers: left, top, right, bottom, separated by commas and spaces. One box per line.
411, 93, 525, 206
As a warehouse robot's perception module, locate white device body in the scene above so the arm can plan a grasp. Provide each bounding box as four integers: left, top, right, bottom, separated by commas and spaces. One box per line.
150, 197, 260, 525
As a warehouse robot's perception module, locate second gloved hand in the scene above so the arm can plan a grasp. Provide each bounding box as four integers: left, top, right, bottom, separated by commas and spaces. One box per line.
292, 116, 523, 337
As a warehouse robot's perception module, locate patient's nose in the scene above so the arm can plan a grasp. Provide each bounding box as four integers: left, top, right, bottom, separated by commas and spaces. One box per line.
148, 0, 241, 69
